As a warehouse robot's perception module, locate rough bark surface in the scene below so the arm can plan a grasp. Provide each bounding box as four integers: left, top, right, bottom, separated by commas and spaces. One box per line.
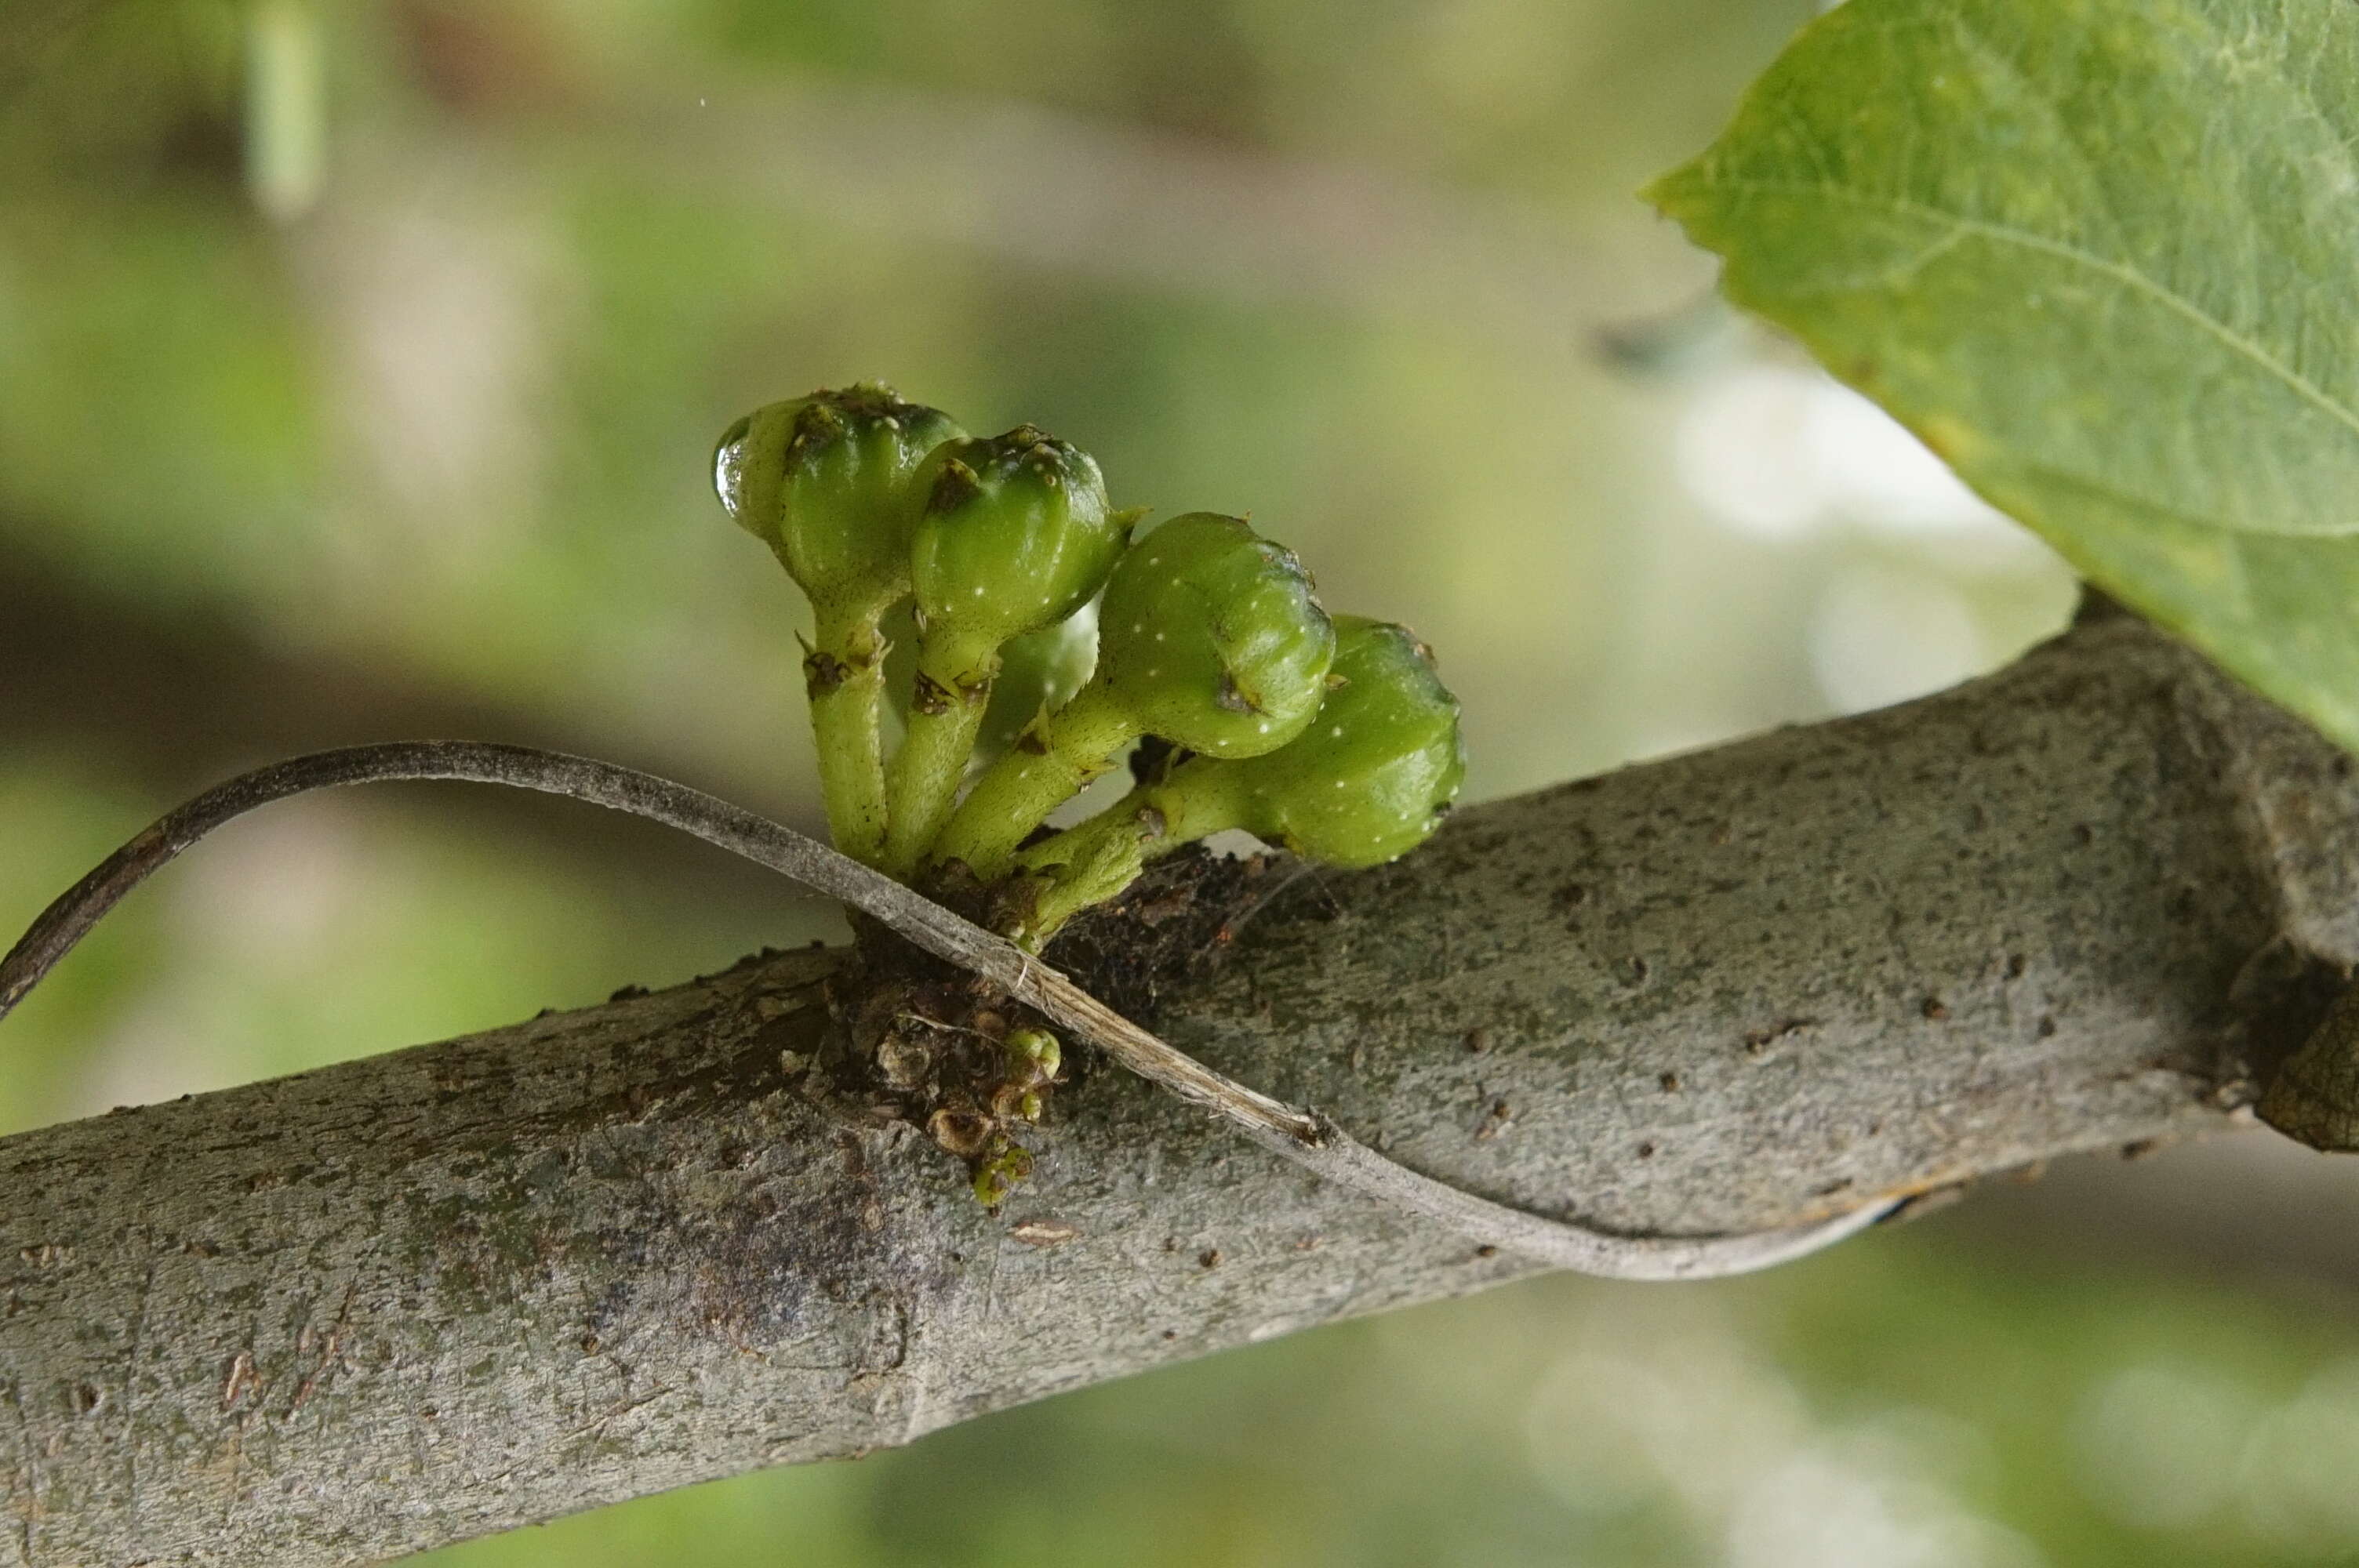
5, 612, 2357, 1565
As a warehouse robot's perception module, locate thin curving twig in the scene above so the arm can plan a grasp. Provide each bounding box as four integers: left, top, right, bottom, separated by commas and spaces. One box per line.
0, 741, 1896, 1280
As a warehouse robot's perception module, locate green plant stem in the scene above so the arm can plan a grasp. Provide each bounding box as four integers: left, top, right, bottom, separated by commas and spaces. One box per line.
805, 605, 892, 866
1013, 763, 1254, 942
932, 687, 1137, 879
1012, 809, 1150, 943
881, 626, 1002, 876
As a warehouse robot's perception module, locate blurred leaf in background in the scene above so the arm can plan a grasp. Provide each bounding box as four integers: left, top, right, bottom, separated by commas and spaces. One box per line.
7, 2, 2354, 1564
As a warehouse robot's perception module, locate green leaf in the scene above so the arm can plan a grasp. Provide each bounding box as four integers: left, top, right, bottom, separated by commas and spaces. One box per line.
1648, 0, 2359, 751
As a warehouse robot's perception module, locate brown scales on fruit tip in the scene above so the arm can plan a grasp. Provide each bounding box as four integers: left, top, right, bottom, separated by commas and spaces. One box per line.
928, 458, 984, 510
789, 401, 847, 448
825, 382, 918, 421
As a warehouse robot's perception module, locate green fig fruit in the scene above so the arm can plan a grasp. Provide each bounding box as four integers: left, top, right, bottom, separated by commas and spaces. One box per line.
1215, 615, 1465, 868
713, 383, 965, 865
932, 513, 1335, 880
714, 383, 963, 630
907, 429, 1128, 670
1093, 512, 1337, 758
881, 426, 1136, 874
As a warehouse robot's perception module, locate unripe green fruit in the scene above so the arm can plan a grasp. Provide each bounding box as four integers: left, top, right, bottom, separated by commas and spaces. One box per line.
908, 427, 1129, 680
713, 383, 965, 869
931, 514, 1336, 880
713, 383, 964, 625
1092, 512, 1336, 758
1212, 614, 1464, 867
881, 426, 1135, 876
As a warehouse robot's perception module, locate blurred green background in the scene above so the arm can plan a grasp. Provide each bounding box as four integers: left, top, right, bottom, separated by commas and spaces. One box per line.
5, 2, 2356, 1563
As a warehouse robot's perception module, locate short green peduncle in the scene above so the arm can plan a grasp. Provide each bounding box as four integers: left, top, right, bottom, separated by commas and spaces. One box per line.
931, 685, 1139, 878
803, 602, 894, 865
880, 622, 1005, 876
1004, 764, 1256, 946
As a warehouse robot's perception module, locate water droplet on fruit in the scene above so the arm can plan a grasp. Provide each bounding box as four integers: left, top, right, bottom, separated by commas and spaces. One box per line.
712, 415, 752, 519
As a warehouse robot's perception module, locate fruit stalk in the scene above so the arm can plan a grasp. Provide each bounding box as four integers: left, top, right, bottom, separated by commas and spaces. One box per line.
1006, 767, 1254, 945
1005, 615, 1463, 947
879, 624, 1010, 875
804, 605, 894, 865
929, 687, 1140, 877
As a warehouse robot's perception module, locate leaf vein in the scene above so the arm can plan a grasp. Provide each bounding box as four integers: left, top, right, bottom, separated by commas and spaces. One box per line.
1693, 176, 2359, 446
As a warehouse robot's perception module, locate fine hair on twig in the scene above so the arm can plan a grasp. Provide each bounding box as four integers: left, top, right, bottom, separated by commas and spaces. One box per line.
0, 740, 1897, 1281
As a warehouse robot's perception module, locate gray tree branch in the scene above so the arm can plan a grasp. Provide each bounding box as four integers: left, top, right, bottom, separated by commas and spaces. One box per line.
3, 611, 2354, 1566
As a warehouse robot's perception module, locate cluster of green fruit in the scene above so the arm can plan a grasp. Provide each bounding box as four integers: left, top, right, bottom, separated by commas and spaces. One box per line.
713, 383, 1466, 951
